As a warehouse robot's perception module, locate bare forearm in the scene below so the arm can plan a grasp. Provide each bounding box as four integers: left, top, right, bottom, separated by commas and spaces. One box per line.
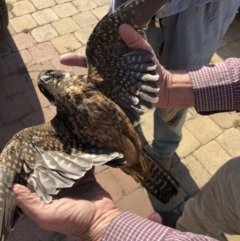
167, 70, 194, 108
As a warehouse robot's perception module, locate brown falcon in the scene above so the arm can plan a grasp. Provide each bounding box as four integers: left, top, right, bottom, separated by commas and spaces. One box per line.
0, 0, 180, 240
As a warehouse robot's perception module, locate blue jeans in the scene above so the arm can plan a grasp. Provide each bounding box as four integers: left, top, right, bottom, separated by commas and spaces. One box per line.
146, 1, 238, 158
146, 24, 188, 158
109, 0, 239, 159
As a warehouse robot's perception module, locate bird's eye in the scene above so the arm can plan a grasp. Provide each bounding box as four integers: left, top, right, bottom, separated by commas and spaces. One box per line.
40, 75, 52, 82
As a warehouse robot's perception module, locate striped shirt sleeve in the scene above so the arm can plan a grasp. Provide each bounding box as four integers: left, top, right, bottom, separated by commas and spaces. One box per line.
189, 58, 240, 114
102, 212, 218, 241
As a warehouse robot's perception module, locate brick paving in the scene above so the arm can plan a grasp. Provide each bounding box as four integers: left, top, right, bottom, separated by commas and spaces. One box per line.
0, 1, 240, 240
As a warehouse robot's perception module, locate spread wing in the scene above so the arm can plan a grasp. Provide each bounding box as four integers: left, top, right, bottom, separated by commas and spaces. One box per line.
0, 117, 123, 240
86, 0, 167, 111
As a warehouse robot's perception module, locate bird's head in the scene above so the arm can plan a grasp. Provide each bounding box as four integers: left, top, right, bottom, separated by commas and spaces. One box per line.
38, 70, 86, 106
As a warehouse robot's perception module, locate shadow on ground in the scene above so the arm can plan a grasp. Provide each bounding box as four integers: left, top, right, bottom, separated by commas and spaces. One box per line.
0, 28, 46, 151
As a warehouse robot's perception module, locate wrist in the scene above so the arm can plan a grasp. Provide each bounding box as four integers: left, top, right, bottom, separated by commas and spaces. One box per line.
169, 70, 195, 108
90, 209, 121, 241
154, 68, 195, 109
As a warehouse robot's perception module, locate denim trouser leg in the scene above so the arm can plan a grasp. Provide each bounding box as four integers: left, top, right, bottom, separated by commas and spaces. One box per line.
146, 25, 188, 159
152, 108, 187, 158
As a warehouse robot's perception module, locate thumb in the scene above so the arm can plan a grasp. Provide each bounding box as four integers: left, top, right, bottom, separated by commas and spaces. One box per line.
118, 24, 153, 52
148, 212, 163, 224
12, 184, 44, 218
60, 53, 87, 67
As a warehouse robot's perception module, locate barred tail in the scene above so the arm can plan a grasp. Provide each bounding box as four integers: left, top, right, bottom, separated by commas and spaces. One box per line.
141, 151, 180, 204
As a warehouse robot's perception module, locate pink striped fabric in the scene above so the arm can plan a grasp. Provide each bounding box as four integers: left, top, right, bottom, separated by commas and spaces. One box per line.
102, 212, 218, 241
189, 58, 240, 114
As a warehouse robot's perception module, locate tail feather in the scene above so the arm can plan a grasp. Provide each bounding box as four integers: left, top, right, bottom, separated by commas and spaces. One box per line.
141, 151, 180, 204
0, 167, 16, 241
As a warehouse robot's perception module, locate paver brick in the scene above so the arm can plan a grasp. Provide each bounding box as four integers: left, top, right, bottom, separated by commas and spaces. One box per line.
95, 165, 108, 174
170, 162, 200, 197
10, 14, 37, 33
29, 42, 59, 63
0, 24, 16, 39
0, 73, 33, 97
0, 122, 24, 151
180, 155, 212, 189
3, 50, 35, 73
225, 235, 240, 241
215, 48, 231, 61
75, 46, 86, 54
111, 168, 140, 195
31, 24, 59, 42
140, 109, 154, 143
94, 0, 111, 7
27, 60, 55, 86
52, 17, 80, 35
218, 39, 227, 49
116, 189, 154, 218
73, 11, 98, 28
72, 0, 97, 12
51, 34, 82, 54
0, 93, 32, 124
0, 39, 11, 57
55, 0, 71, 3
74, 26, 93, 45
185, 115, 223, 144
8, 215, 75, 241
223, 26, 240, 43
32, 8, 59, 25
193, 140, 231, 175
91, 5, 109, 20
52, 3, 78, 18
216, 128, 240, 157
30, 0, 56, 10
0, 85, 6, 100
11, 1, 36, 16
24, 87, 50, 111
6, 32, 36, 51
210, 112, 240, 129
177, 126, 201, 158
48, 105, 57, 116
50, 56, 87, 76
0, 59, 9, 77
222, 41, 240, 58
210, 52, 225, 64
21, 107, 56, 127
96, 169, 124, 203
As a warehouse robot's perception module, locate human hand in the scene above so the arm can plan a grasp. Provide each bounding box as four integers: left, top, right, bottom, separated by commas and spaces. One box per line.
59, 39, 159, 125
13, 170, 121, 241
118, 24, 173, 108
119, 24, 194, 109
60, 53, 87, 68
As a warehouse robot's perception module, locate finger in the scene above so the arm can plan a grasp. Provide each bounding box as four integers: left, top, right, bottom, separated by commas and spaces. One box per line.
60, 53, 87, 68
148, 212, 163, 224
12, 184, 45, 219
118, 24, 153, 52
